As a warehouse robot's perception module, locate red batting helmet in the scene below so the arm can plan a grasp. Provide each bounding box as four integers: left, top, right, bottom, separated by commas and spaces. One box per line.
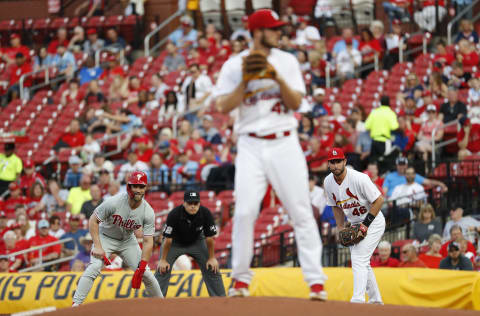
127, 171, 148, 198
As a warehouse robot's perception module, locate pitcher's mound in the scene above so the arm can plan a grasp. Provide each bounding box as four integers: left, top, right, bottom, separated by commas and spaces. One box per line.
44, 297, 478, 316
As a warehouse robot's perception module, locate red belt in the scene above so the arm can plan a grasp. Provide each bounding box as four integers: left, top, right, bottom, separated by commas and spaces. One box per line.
248, 131, 291, 140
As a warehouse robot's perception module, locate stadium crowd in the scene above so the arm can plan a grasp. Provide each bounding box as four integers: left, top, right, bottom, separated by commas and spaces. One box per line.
0, 0, 480, 273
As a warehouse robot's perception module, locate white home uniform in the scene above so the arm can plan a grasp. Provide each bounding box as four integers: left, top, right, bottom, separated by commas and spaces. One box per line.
323, 168, 385, 303
73, 193, 163, 304
213, 48, 327, 286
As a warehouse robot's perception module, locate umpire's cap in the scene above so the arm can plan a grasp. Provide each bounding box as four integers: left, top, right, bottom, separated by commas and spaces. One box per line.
184, 190, 200, 203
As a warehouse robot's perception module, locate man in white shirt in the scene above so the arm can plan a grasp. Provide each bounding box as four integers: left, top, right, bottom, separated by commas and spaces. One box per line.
181, 63, 213, 112
309, 174, 326, 215
117, 150, 148, 183
390, 166, 427, 208
295, 17, 321, 47
335, 38, 361, 80
443, 206, 480, 243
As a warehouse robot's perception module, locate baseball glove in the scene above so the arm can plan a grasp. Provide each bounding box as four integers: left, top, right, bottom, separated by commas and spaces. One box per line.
339, 223, 366, 247
242, 50, 276, 83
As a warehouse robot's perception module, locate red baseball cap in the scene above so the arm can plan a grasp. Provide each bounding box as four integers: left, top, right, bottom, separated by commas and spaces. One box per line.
87, 28, 97, 35
24, 159, 34, 168
327, 148, 346, 161
248, 9, 286, 31
8, 182, 19, 191
10, 33, 20, 40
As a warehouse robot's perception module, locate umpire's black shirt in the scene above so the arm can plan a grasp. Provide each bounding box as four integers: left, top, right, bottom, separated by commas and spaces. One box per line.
163, 205, 217, 246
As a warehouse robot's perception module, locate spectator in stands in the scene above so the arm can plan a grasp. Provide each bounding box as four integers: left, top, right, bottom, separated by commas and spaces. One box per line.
414, 0, 446, 32
70, 233, 93, 271
296, 50, 310, 72
47, 27, 69, 55
309, 174, 326, 215
101, 55, 125, 81
80, 184, 102, 220
439, 241, 473, 270
34, 179, 69, 214
148, 152, 169, 190
399, 243, 427, 267
441, 224, 477, 256
359, 28, 382, 78
158, 90, 178, 121
55, 119, 86, 152
383, 0, 410, 31
230, 16, 251, 42
184, 128, 207, 156
400, 73, 424, 103
298, 113, 315, 142
335, 38, 361, 81
197, 146, 220, 183
68, 26, 86, 53
83, 153, 114, 178
61, 215, 88, 257
96, 169, 111, 196
2, 230, 23, 271
389, 166, 427, 220
333, 28, 359, 56
2, 52, 33, 105
4, 182, 28, 215
19, 159, 45, 194
468, 75, 480, 106
418, 234, 443, 268
311, 88, 328, 118
443, 207, 480, 242
64, 155, 83, 189
384, 19, 405, 70
295, 16, 321, 47
51, 44, 76, 78
66, 174, 92, 215
61, 80, 81, 106
384, 158, 448, 199
439, 88, 467, 124
182, 63, 213, 114
33, 47, 53, 71
74, 0, 105, 17
414, 203, 442, 242
169, 15, 198, 48
82, 133, 101, 163
117, 150, 148, 183
78, 57, 103, 85
329, 102, 346, 124
458, 108, 480, 159
459, 238, 476, 263
28, 219, 61, 269
455, 19, 478, 44
105, 28, 127, 51
447, 62, 471, 89
199, 115, 222, 145
415, 104, 444, 162
84, 80, 105, 106
27, 182, 45, 217
177, 120, 192, 150
0, 211, 7, 236
0, 253, 11, 272
83, 28, 105, 56
172, 151, 199, 190
149, 73, 168, 102
365, 96, 398, 167
365, 162, 384, 192
104, 180, 121, 198
456, 39, 479, 68
371, 240, 399, 267
163, 42, 186, 72
306, 137, 328, 172
3, 33, 30, 65
48, 215, 65, 239
370, 20, 386, 52
428, 72, 448, 100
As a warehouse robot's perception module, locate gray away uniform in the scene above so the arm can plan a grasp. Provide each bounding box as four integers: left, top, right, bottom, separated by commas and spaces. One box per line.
73, 193, 163, 304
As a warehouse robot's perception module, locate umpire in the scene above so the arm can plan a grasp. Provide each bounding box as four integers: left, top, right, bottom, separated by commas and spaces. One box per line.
154, 190, 226, 296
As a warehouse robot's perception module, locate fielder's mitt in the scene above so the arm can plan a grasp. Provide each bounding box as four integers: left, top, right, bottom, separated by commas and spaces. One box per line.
339, 223, 365, 247
242, 50, 276, 83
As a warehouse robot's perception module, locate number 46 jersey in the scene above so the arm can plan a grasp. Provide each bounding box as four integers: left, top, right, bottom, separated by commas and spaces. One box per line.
324, 168, 382, 225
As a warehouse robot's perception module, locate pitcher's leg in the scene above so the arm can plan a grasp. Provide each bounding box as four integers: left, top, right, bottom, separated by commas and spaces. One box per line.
366, 266, 383, 303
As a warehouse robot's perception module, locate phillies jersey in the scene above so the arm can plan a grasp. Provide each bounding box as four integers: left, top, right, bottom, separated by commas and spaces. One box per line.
94, 192, 155, 241
213, 48, 305, 136
324, 168, 381, 224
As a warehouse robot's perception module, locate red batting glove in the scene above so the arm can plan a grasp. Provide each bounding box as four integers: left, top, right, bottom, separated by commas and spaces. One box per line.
103, 255, 111, 266
131, 260, 147, 289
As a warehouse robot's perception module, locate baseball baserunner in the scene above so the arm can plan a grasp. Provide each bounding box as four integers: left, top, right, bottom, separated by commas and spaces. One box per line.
213, 8, 327, 300
323, 148, 385, 304
72, 171, 163, 306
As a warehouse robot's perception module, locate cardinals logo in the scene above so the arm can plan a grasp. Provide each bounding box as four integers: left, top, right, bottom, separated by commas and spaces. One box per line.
346, 188, 359, 201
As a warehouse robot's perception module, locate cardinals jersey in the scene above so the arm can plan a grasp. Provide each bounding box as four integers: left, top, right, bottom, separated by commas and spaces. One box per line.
324, 168, 381, 224
213, 48, 305, 136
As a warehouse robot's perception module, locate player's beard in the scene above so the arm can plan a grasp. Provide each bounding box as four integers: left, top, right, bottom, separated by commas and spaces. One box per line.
133, 192, 144, 202
260, 31, 276, 49
329, 164, 345, 177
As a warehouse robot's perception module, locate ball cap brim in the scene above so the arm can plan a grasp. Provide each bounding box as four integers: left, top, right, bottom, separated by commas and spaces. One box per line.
248, 9, 286, 31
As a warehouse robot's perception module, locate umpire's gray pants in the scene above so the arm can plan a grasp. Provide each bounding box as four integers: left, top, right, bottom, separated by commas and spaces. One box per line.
154, 238, 226, 297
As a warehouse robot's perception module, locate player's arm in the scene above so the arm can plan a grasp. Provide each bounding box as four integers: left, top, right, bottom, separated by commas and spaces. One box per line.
332, 206, 346, 229
140, 235, 154, 262
89, 215, 105, 259
158, 237, 172, 274
276, 76, 303, 111
423, 178, 448, 192
216, 82, 246, 114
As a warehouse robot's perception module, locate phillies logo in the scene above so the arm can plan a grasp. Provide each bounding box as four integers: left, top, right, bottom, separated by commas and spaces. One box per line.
112, 215, 141, 230
346, 188, 359, 201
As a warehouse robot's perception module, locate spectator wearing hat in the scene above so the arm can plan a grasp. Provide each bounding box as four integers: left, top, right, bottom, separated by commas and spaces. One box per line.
0, 142, 22, 195
83, 28, 105, 56
70, 233, 93, 271
51, 44, 76, 77
383, 157, 447, 198
66, 174, 92, 215
2, 230, 23, 271
371, 240, 399, 267
335, 37, 361, 81
169, 15, 198, 48
311, 88, 329, 118
55, 119, 86, 153
230, 16, 251, 42
19, 159, 45, 194
78, 57, 103, 85
199, 115, 222, 145
439, 87, 467, 124
28, 219, 62, 268
333, 28, 359, 56
117, 150, 149, 183
49, 215, 65, 239
80, 184, 103, 220
4, 182, 28, 215
64, 155, 83, 189
415, 104, 444, 162
3, 33, 30, 64
398, 243, 427, 268
34, 179, 69, 214
295, 16, 321, 47
439, 241, 473, 270
60, 215, 88, 257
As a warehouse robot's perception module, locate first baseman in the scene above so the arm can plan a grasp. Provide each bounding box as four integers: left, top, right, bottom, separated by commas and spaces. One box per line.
72, 171, 163, 306
323, 148, 385, 304
214, 9, 327, 300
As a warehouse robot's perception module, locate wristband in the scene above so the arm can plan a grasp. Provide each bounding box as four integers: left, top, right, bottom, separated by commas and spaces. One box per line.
138, 260, 147, 270
362, 213, 376, 227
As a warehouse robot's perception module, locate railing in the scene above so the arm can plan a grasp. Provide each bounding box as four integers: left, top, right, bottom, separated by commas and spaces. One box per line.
19, 67, 60, 100
5, 237, 76, 272
447, 0, 480, 45
431, 118, 459, 169
96, 127, 134, 158
144, 9, 185, 57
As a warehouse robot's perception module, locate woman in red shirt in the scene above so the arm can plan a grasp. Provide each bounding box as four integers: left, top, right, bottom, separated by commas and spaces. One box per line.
359, 28, 382, 78
418, 234, 443, 268
456, 39, 479, 69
